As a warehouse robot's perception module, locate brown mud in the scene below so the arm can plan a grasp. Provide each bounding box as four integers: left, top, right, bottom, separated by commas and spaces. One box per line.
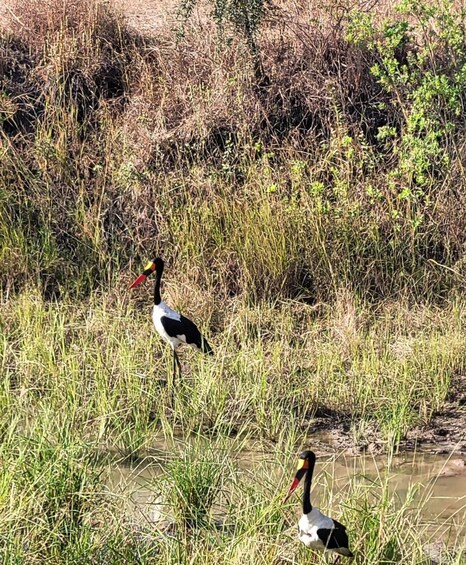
310, 375, 466, 456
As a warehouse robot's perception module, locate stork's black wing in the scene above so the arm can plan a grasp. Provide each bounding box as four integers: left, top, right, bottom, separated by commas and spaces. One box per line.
317, 521, 352, 556
161, 315, 213, 354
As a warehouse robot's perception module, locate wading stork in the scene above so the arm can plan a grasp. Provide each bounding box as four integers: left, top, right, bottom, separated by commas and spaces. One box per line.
129, 258, 213, 389
284, 450, 353, 564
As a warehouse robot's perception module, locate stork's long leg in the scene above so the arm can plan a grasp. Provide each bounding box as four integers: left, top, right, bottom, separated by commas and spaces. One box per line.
333, 557, 341, 565
171, 349, 181, 405
174, 350, 181, 374
172, 348, 177, 383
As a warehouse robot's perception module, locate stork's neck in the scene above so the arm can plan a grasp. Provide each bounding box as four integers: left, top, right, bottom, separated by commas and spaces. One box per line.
303, 460, 315, 515
153, 271, 162, 305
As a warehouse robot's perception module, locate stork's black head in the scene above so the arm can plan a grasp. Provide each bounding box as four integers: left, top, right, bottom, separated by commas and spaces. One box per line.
129, 257, 164, 289
298, 450, 316, 464
147, 257, 164, 276
284, 450, 316, 502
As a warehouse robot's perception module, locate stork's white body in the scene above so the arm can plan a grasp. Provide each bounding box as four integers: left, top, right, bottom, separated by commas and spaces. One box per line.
152, 302, 204, 352
152, 302, 182, 349
298, 509, 352, 557
298, 508, 334, 549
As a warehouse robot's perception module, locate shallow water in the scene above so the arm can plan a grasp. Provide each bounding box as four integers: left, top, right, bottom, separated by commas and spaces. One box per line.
108, 441, 466, 541
325, 452, 466, 537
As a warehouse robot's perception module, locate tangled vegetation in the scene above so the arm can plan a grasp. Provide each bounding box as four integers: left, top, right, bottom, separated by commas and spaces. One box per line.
1, 0, 465, 301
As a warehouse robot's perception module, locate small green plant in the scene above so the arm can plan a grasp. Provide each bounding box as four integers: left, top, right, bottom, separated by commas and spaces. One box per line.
347, 0, 466, 190
160, 438, 230, 529
177, 0, 268, 82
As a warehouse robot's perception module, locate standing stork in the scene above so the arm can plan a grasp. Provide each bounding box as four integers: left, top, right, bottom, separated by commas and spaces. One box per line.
284, 450, 353, 564
129, 258, 213, 389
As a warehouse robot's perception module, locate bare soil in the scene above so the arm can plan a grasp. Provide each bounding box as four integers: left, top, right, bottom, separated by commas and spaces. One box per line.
111, 0, 177, 33
309, 375, 466, 455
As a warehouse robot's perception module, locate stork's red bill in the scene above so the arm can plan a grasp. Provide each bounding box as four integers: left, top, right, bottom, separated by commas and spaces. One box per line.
129, 261, 156, 289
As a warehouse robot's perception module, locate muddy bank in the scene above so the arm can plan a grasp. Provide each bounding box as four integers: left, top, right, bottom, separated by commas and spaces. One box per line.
308, 375, 466, 456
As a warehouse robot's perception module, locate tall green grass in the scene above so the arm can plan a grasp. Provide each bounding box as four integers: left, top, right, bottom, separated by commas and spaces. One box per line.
0, 292, 465, 561
1, 424, 463, 563
1, 291, 465, 449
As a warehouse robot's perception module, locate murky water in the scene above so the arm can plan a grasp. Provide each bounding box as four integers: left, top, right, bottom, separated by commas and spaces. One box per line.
107, 441, 466, 541
325, 452, 466, 537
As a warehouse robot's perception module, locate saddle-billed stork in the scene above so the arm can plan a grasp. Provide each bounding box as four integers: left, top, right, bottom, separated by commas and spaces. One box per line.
284, 450, 353, 564
129, 258, 213, 387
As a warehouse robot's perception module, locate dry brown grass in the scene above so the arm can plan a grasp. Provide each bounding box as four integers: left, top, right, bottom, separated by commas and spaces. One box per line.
1, 0, 466, 303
